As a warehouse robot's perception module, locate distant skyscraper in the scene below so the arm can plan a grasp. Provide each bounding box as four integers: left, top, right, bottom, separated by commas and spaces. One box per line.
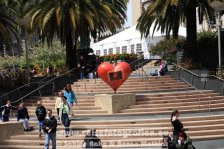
130, 0, 141, 26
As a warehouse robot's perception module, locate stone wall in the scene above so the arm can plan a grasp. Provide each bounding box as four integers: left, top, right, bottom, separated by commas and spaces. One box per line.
0, 122, 24, 143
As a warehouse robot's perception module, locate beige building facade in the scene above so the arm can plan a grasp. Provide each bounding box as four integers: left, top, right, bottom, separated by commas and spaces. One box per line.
130, 0, 142, 26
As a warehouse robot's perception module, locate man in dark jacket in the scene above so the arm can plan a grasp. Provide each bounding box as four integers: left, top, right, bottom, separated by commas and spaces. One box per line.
35, 100, 46, 138
82, 128, 102, 149
0, 100, 17, 122
43, 109, 57, 149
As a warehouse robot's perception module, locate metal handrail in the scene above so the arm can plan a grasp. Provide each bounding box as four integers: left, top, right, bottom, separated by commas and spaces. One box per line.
177, 65, 224, 82
176, 66, 217, 113
140, 67, 150, 90
0, 82, 46, 99
11, 81, 55, 104
0, 67, 78, 104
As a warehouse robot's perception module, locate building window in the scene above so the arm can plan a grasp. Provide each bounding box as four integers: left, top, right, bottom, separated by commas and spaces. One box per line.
136, 43, 142, 53
150, 43, 155, 49
104, 49, 107, 56
131, 45, 135, 53
96, 50, 100, 56
116, 47, 120, 54
109, 48, 113, 55
122, 46, 127, 54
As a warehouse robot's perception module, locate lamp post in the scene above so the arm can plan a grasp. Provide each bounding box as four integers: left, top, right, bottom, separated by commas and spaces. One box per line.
210, 0, 224, 76
22, 39, 29, 84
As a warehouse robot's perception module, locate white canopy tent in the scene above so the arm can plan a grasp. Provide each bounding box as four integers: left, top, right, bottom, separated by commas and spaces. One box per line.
90, 25, 186, 59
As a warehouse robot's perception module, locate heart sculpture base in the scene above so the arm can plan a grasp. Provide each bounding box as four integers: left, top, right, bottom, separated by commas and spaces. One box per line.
95, 93, 136, 114
97, 62, 132, 92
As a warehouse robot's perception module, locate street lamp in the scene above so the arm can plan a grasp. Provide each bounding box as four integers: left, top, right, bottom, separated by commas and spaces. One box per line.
210, 0, 224, 75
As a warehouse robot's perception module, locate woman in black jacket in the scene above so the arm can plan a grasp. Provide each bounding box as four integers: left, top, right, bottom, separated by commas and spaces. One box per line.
17, 103, 30, 131
171, 110, 183, 144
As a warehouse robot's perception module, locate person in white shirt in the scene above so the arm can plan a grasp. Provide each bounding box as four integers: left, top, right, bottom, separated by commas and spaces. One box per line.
55, 92, 64, 121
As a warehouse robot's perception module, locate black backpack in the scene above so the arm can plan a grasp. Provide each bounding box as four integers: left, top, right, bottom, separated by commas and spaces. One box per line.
84, 135, 102, 148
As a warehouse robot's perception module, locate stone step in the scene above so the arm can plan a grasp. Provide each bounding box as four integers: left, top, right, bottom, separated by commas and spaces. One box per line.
77, 76, 175, 82
120, 101, 224, 112
27, 109, 108, 115
26, 106, 101, 110
26, 99, 95, 104
25, 102, 95, 107
133, 98, 224, 108
72, 84, 191, 91
74, 87, 194, 94
74, 80, 183, 87
136, 96, 223, 104
21, 122, 224, 133
136, 92, 219, 99
0, 138, 163, 148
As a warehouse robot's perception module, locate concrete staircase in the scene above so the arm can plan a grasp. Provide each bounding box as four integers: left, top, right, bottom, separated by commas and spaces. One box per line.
73, 76, 194, 94
1, 115, 224, 148
1, 75, 224, 148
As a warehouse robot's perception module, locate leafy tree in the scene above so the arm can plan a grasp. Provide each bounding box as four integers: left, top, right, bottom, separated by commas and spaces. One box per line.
0, 0, 19, 48
137, 0, 215, 61
29, 39, 66, 69
150, 38, 185, 63
24, 0, 128, 68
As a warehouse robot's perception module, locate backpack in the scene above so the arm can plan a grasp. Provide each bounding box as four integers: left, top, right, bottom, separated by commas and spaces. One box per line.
84, 135, 102, 148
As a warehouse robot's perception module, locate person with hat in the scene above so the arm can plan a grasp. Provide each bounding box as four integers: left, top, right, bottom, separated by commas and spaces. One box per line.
177, 132, 196, 149
82, 128, 102, 149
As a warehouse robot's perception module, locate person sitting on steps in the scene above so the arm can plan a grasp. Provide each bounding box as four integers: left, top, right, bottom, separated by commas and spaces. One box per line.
17, 103, 30, 131
82, 128, 102, 149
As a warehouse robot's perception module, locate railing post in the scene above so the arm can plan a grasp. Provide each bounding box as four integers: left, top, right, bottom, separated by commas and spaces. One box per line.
177, 69, 180, 93
52, 82, 55, 96
191, 74, 194, 86
141, 68, 144, 82
209, 97, 211, 113
84, 78, 87, 92
68, 71, 71, 84
18, 88, 22, 99
76, 83, 79, 96
222, 82, 224, 95
203, 78, 207, 90
38, 82, 42, 97
138, 65, 140, 78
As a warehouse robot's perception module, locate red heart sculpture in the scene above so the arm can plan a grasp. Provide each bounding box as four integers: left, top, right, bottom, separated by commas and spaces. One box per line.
97, 62, 132, 92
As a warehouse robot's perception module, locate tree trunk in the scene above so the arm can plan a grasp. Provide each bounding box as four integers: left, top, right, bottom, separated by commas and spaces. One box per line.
185, 0, 198, 61
65, 31, 77, 69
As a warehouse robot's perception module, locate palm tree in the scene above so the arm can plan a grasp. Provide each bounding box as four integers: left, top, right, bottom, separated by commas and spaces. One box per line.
0, 0, 19, 48
137, 0, 215, 61
24, 0, 128, 68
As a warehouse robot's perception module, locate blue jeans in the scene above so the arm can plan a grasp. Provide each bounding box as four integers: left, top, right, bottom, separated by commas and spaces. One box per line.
44, 132, 56, 149
2, 115, 9, 122
61, 113, 71, 135
38, 121, 43, 133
